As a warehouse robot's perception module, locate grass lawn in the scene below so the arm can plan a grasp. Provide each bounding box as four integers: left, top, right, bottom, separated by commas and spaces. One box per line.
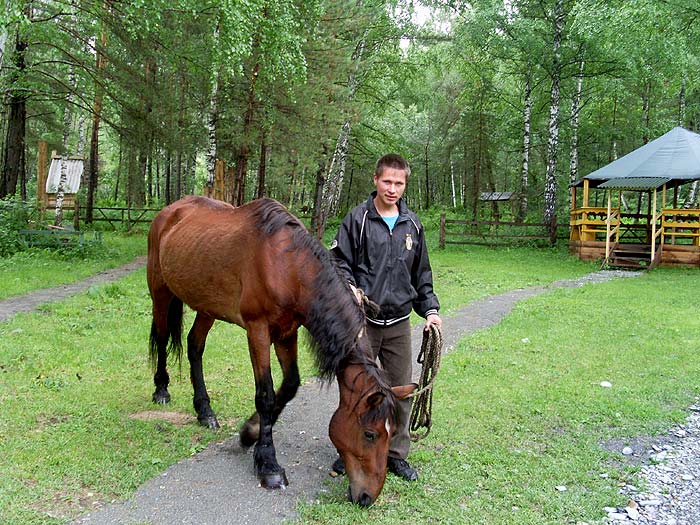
0, 231, 147, 300
2, 242, 698, 524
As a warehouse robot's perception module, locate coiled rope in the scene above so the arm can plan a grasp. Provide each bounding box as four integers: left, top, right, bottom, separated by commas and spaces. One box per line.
409, 324, 443, 441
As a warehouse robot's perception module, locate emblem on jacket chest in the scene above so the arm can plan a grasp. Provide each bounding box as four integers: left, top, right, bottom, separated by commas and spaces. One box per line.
405, 233, 413, 250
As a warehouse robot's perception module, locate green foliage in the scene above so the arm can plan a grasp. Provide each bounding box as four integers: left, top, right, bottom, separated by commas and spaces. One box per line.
0, 197, 33, 256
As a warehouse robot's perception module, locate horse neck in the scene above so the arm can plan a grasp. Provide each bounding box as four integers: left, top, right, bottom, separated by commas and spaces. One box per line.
336, 361, 375, 406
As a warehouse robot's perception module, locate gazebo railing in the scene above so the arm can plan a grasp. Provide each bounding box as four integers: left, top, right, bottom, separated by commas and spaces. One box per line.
661, 209, 700, 246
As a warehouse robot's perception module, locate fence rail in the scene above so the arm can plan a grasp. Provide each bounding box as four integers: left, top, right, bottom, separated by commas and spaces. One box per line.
81, 206, 161, 230
439, 214, 568, 248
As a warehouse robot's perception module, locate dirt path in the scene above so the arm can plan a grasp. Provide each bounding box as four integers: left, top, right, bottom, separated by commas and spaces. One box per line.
0, 256, 147, 323
66, 268, 636, 525
0, 262, 639, 525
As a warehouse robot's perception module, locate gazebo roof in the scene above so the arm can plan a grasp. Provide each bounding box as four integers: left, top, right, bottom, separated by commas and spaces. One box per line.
575, 127, 700, 189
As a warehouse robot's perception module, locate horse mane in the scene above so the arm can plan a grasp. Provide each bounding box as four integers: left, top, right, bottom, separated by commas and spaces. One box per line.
249, 199, 375, 379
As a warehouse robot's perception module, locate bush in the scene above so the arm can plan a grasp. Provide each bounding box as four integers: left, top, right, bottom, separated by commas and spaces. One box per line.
0, 197, 34, 257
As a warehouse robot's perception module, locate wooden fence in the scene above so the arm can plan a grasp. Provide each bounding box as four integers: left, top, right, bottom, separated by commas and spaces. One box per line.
439, 214, 569, 248
81, 206, 161, 230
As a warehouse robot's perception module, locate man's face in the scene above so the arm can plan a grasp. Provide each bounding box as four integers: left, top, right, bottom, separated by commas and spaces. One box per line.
373, 167, 407, 210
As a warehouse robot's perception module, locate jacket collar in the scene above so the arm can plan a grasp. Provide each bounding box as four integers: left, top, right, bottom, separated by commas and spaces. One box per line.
365, 191, 408, 220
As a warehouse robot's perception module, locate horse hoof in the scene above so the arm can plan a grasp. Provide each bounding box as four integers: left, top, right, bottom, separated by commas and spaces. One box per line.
259, 470, 288, 490
198, 416, 220, 430
152, 391, 170, 405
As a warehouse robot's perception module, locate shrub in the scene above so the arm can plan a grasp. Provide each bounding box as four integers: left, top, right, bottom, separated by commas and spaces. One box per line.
0, 197, 34, 257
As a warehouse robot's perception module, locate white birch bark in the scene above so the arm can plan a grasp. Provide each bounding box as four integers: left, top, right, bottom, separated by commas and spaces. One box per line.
450, 156, 456, 209
316, 1, 369, 234
206, 24, 220, 194
569, 56, 584, 187
543, 0, 565, 243
0, 0, 11, 69
518, 71, 532, 223
54, 65, 76, 227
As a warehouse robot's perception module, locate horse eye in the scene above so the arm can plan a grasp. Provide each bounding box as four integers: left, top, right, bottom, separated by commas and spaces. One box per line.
364, 430, 378, 442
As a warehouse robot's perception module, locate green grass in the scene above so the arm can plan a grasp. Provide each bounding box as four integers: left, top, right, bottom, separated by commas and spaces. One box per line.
2, 242, 697, 524
298, 266, 700, 524
0, 231, 147, 300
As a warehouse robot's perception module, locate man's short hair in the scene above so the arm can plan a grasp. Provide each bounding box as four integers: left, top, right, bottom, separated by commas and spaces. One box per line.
375, 154, 411, 178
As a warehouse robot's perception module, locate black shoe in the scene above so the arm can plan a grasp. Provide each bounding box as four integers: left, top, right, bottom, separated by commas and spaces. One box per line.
331, 456, 346, 475
387, 457, 418, 481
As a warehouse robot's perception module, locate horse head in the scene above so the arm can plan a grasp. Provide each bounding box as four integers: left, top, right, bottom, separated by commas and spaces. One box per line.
330, 361, 416, 506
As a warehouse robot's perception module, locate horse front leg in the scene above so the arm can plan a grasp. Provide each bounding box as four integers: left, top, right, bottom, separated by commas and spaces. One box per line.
246, 325, 288, 489
240, 332, 300, 447
187, 313, 219, 429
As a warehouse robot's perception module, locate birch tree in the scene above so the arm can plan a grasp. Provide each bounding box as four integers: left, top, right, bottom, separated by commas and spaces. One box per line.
543, 0, 565, 244
569, 50, 584, 187
54, 66, 76, 227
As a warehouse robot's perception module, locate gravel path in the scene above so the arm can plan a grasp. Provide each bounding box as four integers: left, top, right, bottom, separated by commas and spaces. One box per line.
603, 404, 700, 524
5, 264, 697, 524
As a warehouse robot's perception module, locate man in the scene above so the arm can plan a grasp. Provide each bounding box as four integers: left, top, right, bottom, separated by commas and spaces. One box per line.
330, 153, 441, 481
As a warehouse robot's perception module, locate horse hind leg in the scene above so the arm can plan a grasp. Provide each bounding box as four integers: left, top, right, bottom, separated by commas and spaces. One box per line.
150, 294, 183, 404
187, 312, 219, 429
240, 333, 300, 447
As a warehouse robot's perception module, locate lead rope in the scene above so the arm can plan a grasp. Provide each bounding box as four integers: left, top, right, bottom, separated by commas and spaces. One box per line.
408, 324, 443, 441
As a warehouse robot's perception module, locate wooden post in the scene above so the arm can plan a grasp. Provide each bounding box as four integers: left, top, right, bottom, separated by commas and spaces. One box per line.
73, 198, 80, 231
582, 179, 590, 207
439, 213, 446, 249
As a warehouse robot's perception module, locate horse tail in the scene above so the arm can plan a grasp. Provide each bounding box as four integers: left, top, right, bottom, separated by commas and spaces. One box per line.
149, 296, 184, 370
167, 297, 184, 365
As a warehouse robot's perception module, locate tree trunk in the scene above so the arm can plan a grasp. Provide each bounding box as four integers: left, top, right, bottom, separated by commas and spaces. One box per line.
256, 134, 268, 199
543, 0, 565, 245
86, 11, 108, 223
205, 26, 220, 196
1, 23, 28, 199
569, 54, 585, 187
311, 147, 329, 240
113, 138, 122, 202
423, 140, 430, 210
517, 70, 532, 224
233, 62, 260, 206
678, 78, 686, 126
318, 120, 351, 232
164, 150, 172, 204
450, 155, 456, 209
54, 66, 76, 227
642, 80, 651, 144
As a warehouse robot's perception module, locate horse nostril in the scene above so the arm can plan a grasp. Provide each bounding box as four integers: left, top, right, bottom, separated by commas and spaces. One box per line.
358, 492, 373, 507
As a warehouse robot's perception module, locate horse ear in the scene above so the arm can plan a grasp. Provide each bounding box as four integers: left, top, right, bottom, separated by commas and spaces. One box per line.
366, 391, 386, 409
392, 383, 418, 400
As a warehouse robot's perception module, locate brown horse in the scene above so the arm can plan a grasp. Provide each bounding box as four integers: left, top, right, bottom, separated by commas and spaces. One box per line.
147, 196, 415, 506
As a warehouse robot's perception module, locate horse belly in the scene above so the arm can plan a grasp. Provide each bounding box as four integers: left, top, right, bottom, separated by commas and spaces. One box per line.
159, 225, 246, 325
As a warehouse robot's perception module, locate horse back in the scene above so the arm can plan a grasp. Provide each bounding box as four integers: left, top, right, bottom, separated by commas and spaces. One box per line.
148, 197, 312, 332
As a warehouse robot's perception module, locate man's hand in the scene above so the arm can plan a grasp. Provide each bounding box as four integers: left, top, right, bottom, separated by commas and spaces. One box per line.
349, 283, 363, 305
424, 313, 442, 331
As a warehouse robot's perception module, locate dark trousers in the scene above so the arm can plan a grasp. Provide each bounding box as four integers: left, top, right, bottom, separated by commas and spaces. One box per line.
366, 319, 412, 460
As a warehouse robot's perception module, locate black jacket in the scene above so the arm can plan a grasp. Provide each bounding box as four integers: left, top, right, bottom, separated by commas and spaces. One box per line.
331, 193, 440, 323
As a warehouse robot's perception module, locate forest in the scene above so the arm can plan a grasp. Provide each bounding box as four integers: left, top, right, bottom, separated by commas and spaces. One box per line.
1, 0, 699, 239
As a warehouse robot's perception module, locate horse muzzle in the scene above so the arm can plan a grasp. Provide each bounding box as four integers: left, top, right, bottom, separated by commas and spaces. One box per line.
348, 486, 375, 507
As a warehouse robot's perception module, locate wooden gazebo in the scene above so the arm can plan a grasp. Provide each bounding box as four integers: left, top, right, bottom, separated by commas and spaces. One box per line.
570, 127, 700, 268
